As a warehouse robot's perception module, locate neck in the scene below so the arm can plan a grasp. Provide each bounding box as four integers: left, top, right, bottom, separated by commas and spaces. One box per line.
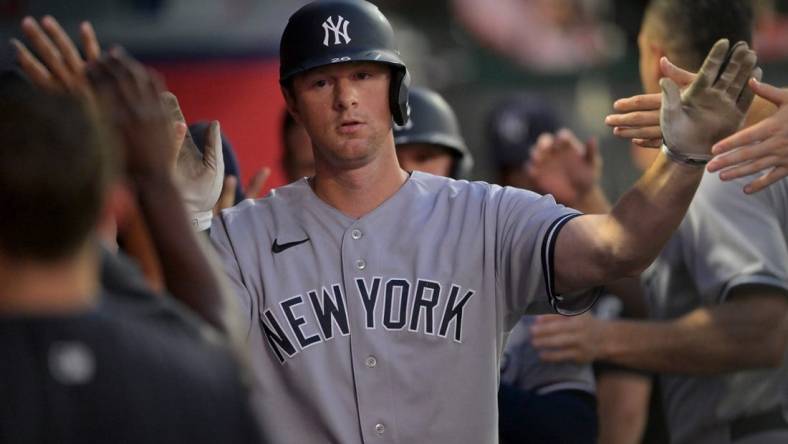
312, 143, 408, 219
0, 242, 100, 316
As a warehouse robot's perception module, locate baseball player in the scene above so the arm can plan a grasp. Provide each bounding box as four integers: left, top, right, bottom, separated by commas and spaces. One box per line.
392, 87, 473, 179
208, 1, 757, 442
530, 2, 788, 443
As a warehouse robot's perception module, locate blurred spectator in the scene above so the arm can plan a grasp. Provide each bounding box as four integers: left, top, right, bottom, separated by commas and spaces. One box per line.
282, 110, 315, 182
452, 0, 624, 72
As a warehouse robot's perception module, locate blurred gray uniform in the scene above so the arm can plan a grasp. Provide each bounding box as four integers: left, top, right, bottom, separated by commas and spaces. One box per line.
211, 172, 595, 444
643, 174, 788, 444
501, 316, 595, 395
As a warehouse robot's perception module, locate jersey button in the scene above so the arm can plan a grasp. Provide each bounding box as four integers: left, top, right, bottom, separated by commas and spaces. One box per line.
356, 259, 366, 270
351, 229, 362, 240
375, 423, 385, 435
365, 356, 377, 368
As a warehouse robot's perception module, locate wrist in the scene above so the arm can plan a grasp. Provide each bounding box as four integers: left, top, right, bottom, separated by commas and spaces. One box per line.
660, 143, 709, 168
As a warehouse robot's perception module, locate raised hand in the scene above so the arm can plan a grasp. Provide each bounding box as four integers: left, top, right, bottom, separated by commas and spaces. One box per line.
660, 39, 758, 165
605, 58, 696, 148
525, 129, 604, 211
708, 79, 788, 193
12, 16, 100, 100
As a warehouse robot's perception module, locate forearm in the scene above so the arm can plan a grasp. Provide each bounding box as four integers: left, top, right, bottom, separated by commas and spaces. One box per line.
602, 152, 703, 275
133, 174, 230, 334
599, 302, 787, 373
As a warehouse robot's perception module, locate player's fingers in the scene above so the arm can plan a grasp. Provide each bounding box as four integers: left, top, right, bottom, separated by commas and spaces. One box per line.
246, 167, 271, 199
530, 333, 577, 350
20, 16, 73, 90
612, 93, 661, 113
10, 38, 57, 90
744, 166, 788, 194
80, 21, 101, 62
718, 156, 779, 181
585, 137, 599, 165
40, 16, 84, 75
712, 115, 779, 155
693, 38, 730, 90
203, 120, 223, 170
712, 42, 749, 92
214, 175, 238, 214
707, 139, 777, 172
555, 128, 584, 155
632, 138, 663, 148
605, 110, 660, 128
538, 349, 581, 364
613, 126, 663, 140
749, 77, 788, 106
736, 67, 762, 115
659, 56, 696, 87
725, 49, 757, 97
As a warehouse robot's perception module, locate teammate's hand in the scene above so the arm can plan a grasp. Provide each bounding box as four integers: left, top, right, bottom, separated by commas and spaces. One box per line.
661, 39, 758, 163
526, 129, 601, 208
12, 16, 101, 101
87, 49, 176, 180
605, 58, 696, 148
708, 78, 788, 193
529, 313, 603, 364
213, 167, 271, 214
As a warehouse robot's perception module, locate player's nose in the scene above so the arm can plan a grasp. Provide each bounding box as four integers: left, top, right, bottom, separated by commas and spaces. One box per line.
333, 78, 358, 111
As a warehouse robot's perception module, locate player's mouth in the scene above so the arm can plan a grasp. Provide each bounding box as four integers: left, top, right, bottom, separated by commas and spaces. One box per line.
338, 119, 365, 134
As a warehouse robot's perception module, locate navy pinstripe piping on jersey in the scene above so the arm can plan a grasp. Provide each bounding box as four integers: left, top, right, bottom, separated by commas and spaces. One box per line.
218, 213, 255, 339
540, 213, 582, 312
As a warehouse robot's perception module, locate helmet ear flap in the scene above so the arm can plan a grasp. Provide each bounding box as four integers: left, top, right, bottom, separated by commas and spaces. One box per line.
391, 68, 410, 126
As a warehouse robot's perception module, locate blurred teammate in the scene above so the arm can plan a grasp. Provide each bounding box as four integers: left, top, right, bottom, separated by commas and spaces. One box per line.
532, 2, 788, 443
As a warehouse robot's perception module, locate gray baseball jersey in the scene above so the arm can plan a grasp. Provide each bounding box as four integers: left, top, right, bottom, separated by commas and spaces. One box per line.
643, 173, 788, 444
500, 316, 595, 395
210, 171, 595, 444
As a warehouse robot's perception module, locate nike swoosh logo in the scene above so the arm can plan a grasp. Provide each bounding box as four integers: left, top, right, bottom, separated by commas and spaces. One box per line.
272, 238, 310, 253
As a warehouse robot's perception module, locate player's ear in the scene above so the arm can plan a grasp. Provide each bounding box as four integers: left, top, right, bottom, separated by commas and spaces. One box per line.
281, 85, 304, 126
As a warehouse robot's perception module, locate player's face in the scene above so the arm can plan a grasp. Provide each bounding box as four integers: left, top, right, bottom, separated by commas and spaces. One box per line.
637, 21, 662, 95
396, 143, 454, 177
287, 62, 393, 170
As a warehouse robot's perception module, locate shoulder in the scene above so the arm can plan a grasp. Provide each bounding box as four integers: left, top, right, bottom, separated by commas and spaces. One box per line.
692, 173, 788, 218
214, 179, 312, 237
408, 171, 546, 205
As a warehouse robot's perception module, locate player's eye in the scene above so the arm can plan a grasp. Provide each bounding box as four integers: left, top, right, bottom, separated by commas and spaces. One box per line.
313, 79, 328, 88
354, 72, 372, 80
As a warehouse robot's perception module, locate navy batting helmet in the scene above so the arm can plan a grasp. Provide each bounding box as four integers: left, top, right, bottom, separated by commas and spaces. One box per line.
393, 87, 473, 178
279, 0, 410, 126
487, 97, 559, 170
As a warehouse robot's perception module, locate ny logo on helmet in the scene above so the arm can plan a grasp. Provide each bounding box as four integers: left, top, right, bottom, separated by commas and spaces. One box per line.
322, 16, 351, 47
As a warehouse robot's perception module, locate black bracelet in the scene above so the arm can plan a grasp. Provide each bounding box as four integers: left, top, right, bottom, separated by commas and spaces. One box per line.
661, 143, 710, 167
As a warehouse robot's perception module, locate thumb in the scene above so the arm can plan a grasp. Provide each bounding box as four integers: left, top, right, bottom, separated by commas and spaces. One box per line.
203, 120, 224, 172
660, 56, 696, 87
660, 77, 681, 111
750, 77, 787, 107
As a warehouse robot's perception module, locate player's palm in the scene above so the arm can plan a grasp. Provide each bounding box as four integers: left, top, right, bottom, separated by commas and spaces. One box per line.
661, 40, 758, 160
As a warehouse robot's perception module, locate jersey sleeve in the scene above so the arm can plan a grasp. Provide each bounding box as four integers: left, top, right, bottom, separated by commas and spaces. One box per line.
210, 212, 259, 338
494, 186, 590, 323
680, 175, 788, 303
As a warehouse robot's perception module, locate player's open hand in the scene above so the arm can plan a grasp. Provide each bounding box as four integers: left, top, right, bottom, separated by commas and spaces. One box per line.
605, 57, 696, 148
661, 39, 759, 163
526, 129, 601, 208
12, 16, 101, 102
707, 79, 788, 193
529, 313, 603, 364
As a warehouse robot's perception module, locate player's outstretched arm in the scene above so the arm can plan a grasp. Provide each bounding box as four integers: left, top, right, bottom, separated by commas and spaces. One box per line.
707, 78, 788, 193
87, 50, 241, 343
530, 286, 788, 373
553, 40, 757, 292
